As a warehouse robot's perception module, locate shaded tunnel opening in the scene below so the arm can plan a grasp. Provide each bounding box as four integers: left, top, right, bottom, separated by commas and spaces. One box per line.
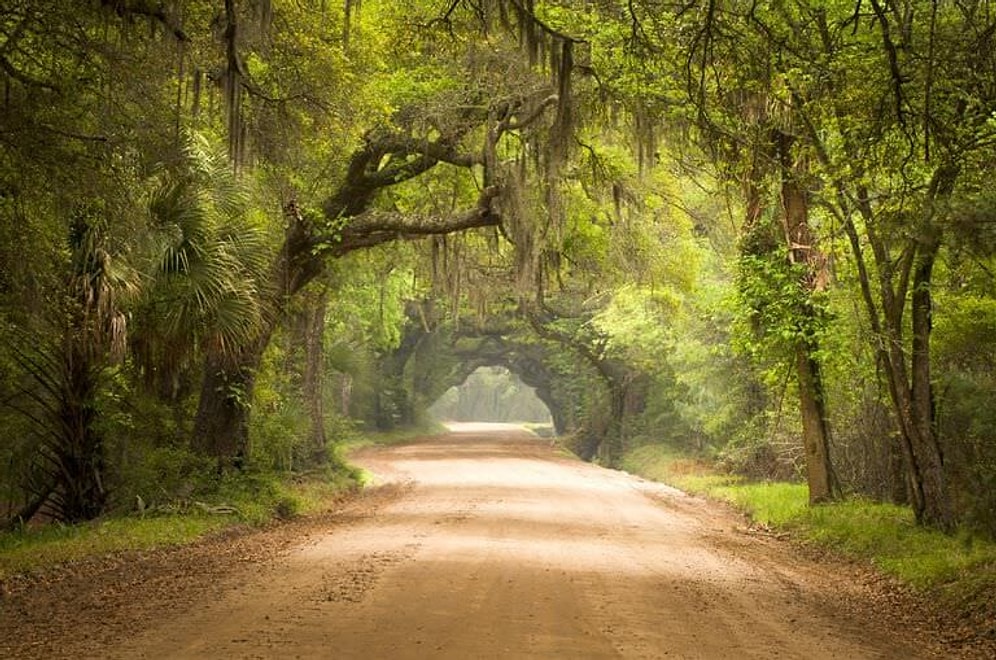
428, 366, 554, 431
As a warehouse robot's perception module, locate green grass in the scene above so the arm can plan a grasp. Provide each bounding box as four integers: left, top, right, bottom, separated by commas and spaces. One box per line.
0, 515, 229, 580
341, 423, 446, 452
798, 500, 996, 591
621, 442, 996, 607
712, 481, 811, 526
0, 466, 362, 581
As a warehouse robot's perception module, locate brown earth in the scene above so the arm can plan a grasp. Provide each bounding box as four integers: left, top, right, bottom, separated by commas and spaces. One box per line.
1, 423, 992, 659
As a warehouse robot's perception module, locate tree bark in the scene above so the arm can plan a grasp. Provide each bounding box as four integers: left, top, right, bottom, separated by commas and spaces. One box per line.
191, 345, 260, 467
794, 347, 835, 502
908, 225, 953, 529
778, 131, 837, 504
301, 288, 328, 463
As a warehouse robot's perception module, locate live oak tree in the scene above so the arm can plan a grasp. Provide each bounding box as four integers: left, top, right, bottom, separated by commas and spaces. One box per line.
186, 0, 590, 463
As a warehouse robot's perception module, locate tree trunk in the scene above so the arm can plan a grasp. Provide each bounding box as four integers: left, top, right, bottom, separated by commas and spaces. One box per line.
908, 228, 953, 530
56, 346, 107, 522
190, 201, 317, 464
191, 346, 260, 467
372, 321, 425, 430
888, 437, 909, 505
841, 164, 957, 531
535, 384, 567, 435
778, 131, 837, 504
302, 288, 329, 464
795, 347, 836, 502
598, 364, 648, 465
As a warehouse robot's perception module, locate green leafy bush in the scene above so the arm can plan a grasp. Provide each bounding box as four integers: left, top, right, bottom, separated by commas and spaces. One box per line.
114, 446, 216, 511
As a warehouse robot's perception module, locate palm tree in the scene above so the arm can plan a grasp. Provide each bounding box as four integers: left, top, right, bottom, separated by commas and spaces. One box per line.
134, 132, 269, 413
4, 207, 137, 524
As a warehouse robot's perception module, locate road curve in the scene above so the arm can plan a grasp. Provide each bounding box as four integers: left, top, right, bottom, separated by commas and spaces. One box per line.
100, 424, 923, 659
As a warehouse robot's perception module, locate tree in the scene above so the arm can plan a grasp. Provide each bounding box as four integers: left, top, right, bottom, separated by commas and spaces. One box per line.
188, 0, 590, 462
781, 0, 996, 530
0, 0, 183, 522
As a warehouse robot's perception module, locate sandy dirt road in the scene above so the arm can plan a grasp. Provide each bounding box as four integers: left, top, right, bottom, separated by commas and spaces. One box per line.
0, 424, 973, 658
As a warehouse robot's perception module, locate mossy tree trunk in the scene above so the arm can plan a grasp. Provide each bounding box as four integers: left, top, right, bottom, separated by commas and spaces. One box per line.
777, 130, 838, 504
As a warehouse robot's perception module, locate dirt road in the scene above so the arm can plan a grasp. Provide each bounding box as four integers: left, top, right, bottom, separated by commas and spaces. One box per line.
0, 424, 974, 658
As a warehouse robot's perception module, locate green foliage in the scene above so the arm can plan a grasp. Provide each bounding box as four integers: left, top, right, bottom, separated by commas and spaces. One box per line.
249, 394, 310, 473
140, 132, 269, 361
327, 251, 419, 353
593, 286, 671, 369
113, 446, 216, 510
0, 516, 230, 581
733, 248, 830, 371
933, 293, 996, 372
931, 288, 996, 535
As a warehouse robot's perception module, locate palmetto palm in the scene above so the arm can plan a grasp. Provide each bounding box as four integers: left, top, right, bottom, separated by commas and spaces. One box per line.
3, 206, 141, 525
136, 132, 270, 397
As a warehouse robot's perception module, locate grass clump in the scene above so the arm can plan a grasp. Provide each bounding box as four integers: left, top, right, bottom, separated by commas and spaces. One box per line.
712, 481, 810, 527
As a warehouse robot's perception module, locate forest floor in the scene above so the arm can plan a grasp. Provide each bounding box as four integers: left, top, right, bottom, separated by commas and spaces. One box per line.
1, 423, 992, 659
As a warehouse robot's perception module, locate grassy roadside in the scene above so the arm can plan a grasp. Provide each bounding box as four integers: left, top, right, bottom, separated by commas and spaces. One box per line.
0, 426, 448, 582
0, 466, 362, 582
0, 422, 456, 582
340, 422, 447, 451
621, 443, 996, 615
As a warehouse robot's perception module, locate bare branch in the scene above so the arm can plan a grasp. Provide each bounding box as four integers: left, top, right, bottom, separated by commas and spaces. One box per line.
501, 94, 559, 132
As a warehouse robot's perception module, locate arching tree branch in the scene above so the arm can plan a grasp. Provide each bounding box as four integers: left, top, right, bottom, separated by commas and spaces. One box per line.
328, 185, 503, 257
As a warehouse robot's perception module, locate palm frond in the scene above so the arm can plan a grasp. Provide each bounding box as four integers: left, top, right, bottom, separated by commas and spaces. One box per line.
139, 130, 272, 367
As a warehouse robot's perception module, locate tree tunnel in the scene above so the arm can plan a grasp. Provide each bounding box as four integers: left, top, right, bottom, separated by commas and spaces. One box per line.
371, 306, 649, 462
408, 330, 580, 438
428, 366, 553, 427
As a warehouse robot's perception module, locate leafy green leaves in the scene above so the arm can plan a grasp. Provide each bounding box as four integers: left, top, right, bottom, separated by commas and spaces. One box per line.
142, 132, 268, 360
